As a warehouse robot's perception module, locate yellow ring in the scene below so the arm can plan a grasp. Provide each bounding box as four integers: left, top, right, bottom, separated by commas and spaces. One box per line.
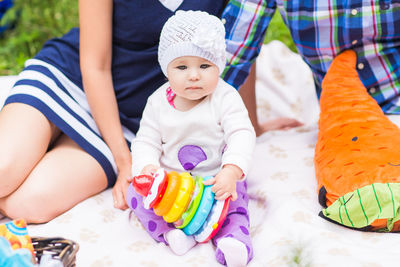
163, 172, 194, 223
153, 171, 181, 216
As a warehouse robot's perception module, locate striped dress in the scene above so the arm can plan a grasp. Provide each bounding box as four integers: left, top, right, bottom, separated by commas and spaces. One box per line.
4, 0, 224, 187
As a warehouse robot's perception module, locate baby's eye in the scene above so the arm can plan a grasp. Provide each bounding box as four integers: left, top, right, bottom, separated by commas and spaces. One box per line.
200, 64, 211, 69
176, 65, 187, 70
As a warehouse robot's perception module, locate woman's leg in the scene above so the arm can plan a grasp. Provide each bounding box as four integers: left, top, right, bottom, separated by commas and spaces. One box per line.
0, 133, 108, 223
0, 103, 60, 197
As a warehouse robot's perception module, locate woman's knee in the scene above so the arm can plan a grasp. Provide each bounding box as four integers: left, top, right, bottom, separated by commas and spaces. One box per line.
2, 190, 58, 223
0, 158, 25, 198
0, 104, 61, 198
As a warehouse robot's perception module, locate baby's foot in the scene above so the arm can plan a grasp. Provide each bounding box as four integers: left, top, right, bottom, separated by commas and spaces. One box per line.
217, 237, 248, 267
164, 229, 196, 255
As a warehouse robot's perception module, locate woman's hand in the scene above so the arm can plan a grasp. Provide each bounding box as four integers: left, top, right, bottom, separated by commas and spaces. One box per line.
112, 155, 132, 210
203, 164, 243, 201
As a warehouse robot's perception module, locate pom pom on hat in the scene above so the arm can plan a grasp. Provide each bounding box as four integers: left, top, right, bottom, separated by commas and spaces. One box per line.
158, 10, 227, 77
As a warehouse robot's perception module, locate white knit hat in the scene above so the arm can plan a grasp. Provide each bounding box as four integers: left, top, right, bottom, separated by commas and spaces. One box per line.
158, 10, 227, 77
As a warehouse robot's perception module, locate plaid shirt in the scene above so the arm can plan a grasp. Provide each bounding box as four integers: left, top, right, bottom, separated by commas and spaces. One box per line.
222, 0, 400, 114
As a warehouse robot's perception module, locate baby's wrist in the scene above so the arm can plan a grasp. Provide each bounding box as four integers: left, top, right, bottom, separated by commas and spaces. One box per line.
223, 164, 243, 180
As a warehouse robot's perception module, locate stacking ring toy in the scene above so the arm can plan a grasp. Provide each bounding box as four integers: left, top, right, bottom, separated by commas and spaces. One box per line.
194, 198, 230, 243
174, 176, 204, 229
130, 170, 230, 241
183, 176, 215, 236
153, 171, 181, 216
163, 172, 194, 223
141, 168, 168, 209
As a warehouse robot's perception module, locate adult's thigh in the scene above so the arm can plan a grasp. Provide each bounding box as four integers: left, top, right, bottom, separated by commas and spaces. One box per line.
0, 103, 60, 197
0, 134, 108, 223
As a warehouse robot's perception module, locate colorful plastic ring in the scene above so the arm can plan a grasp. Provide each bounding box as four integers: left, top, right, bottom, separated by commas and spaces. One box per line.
174, 176, 204, 229
153, 171, 181, 216
163, 172, 194, 223
183, 176, 214, 235
194, 198, 230, 243
143, 169, 168, 209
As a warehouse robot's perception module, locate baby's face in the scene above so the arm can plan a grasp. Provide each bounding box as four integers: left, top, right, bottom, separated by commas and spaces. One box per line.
166, 56, 219, 101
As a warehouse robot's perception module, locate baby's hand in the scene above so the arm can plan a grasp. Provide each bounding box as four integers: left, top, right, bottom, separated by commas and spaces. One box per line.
140, 164, 159, 176
128, 164, 159, 182
203, 164, 243, 201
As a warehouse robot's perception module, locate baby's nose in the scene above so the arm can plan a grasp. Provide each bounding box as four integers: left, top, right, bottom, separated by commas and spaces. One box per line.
189, 69, 200, 80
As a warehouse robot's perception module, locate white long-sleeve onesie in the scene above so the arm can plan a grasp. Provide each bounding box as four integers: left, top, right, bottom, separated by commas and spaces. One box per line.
131, 78, 255, 178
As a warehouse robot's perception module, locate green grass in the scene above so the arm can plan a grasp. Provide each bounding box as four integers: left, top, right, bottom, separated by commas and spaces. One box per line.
0, 0, 79, 75
264, 11, 296, 52
0, 3, 295, 75
288, 245, 313, 267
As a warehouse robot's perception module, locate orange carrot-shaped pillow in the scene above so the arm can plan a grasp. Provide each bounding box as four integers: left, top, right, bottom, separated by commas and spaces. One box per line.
315, 50, 400, 232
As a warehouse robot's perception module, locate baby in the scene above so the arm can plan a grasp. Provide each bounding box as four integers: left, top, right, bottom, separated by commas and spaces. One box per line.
128, 10, 256, 266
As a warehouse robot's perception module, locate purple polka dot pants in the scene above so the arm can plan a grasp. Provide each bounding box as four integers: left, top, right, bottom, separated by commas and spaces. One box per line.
213, 181, 253, 265
126, 181, 252, 265
126, 185, 173, 244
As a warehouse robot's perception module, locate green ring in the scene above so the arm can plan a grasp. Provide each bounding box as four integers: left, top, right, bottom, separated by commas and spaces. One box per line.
175, 176, 204, 229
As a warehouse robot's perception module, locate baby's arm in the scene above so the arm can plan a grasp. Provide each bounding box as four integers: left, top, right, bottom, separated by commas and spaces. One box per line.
130, 95, 162, 179
206, 83, 256, 200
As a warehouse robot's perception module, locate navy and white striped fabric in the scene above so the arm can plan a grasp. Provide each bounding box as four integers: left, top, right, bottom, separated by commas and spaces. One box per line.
4, 59, 135, 187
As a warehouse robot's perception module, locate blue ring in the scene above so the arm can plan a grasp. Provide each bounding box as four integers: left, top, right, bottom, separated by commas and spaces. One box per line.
183, 176, 215, 235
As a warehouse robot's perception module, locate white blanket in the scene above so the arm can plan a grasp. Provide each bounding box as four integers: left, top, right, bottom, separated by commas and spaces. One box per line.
1, 41, 400, 266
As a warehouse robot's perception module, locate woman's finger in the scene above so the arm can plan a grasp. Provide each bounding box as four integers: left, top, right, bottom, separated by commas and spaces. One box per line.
115, 188, 128, 210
